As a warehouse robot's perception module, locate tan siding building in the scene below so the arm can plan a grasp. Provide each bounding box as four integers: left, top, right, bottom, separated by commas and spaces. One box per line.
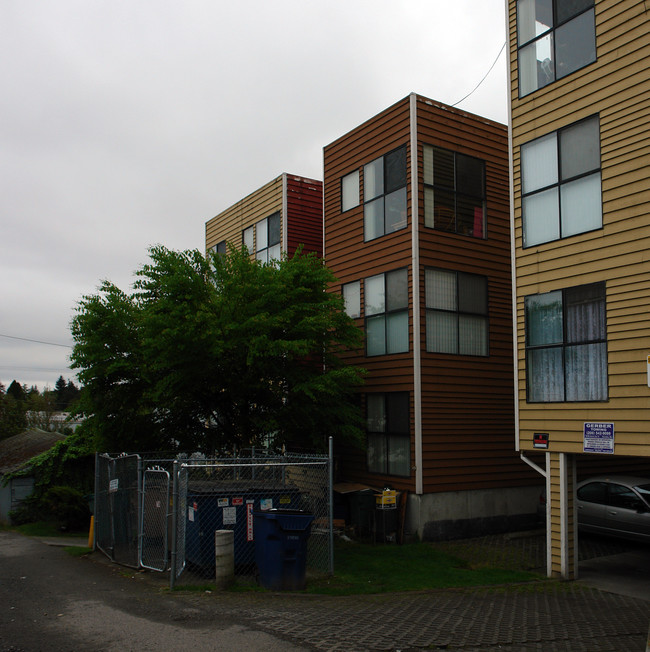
325, 94, 540, 540
205, 173, 322, 261
508, 0, 650, 577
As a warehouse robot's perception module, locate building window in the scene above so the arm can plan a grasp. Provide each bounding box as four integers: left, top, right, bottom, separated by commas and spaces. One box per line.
341, 170, 360, 212
525, 282, 607, 402
342, 281, 361, 318
256, 212, 281, 264
517, 0, 596, 97
364, 146, 407, 241
243, 225, 254, 252
365, 268, 409, 356
367, 392, 410, 477
521, 116, 601, 247
423, 145, 486, 238
425, 269, 488, 356
243, 214, 281, 263
211, 240, 227, 256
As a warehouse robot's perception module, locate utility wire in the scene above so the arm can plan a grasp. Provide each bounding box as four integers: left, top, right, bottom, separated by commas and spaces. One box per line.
451, 41, 507, 108
0, 333, 73, 349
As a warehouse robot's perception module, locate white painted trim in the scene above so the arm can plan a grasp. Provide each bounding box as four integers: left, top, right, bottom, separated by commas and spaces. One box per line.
506, 18, 520, 452
520, 452, 546, 478
410, 93, 423, 496
281, 173, 288, 254
546, 452, 552, 576
572, 456, 578, 580
560, 452, 569, 578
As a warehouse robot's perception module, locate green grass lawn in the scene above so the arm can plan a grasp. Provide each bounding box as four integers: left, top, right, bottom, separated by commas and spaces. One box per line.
305, 539, 543, 595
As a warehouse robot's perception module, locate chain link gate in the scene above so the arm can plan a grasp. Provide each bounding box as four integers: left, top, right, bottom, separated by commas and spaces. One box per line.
94, 444, 333, 589
140, 467, 170, 571
94, 453, 141, 568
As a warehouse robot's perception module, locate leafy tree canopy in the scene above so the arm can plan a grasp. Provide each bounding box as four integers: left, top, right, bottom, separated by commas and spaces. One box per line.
71, 246, 365, 454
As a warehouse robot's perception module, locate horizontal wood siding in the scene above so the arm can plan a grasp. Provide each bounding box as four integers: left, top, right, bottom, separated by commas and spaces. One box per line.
509, 0, 650, 455
415, 97, 533, 492
205, 176, 283, 252
324, 97, 415, 491
285, 175, 323, 257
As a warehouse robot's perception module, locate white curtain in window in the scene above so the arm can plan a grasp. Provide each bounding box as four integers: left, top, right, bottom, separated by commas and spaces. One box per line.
521, 133, 557, 193
364, 198, 384, 241
523, 187, 560, 246
386, 311, 409, 354
560, 173, 602, 238
388, 435, 410, 476
366, 394, 385, 432
365, 274, 385, 315
426, 311, 457, 354
425, 269, 456, 310
243, 226, 254, 251
366, 316, 386, 356
565, 342, 607, 401
267, 243, 281, 264
424, 187, 435, 228
527, 347, 564, 401
423, 146, 434, 185
364, 158, 383, 201
256, 219, 268, 251
342, 170, 360, 211
459, 315, 488, 356
367, 433, 386, 473
343, 281, 361, 318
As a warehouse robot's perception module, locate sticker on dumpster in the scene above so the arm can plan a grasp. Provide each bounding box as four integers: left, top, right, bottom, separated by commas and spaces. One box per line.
188, 506, 195, 522
279, 495, 291, 504
109, 479, 119, 493
246, 503, 254, 541
260, 498, 273, 511
223, 506, 236, 525
232, 497, 243, 506
217, 497, 229, 507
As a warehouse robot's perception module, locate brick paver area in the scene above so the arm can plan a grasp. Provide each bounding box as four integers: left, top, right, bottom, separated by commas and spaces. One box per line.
178, 531, 649, 651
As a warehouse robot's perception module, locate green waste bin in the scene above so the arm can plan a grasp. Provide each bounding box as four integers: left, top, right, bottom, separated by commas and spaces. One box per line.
253, 509, 314, 590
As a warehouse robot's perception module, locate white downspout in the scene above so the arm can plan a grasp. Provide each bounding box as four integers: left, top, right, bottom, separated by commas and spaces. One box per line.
410, 93, 423, 497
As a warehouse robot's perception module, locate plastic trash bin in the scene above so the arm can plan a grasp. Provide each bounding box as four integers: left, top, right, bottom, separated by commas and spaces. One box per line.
253, 509, 314, 590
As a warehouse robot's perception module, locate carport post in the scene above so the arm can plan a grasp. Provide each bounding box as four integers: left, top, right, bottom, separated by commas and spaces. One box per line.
169, 460, 179, 590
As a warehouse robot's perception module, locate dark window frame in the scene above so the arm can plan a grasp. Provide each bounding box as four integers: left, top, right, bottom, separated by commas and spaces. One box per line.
363, 145, 408, 242
366, 391, 411, 477
521, 115, 602, 248
364, 267, 409, 357
516, 0, 596, 97
423, 145, 487, 239
425, 268, 489, 356
525, 281, 608, 403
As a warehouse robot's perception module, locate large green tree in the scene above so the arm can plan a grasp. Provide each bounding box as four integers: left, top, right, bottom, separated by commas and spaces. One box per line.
71, 246, 365, 454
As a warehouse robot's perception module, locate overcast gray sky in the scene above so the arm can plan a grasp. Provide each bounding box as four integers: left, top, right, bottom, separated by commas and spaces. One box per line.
1, 0, 508, 391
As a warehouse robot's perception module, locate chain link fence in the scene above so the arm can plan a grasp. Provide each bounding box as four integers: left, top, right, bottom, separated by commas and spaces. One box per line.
94, 447, 333, 589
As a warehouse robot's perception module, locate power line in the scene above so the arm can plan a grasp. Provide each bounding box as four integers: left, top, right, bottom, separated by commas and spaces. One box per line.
451, 41, 507, 108
0, 333, 73, 349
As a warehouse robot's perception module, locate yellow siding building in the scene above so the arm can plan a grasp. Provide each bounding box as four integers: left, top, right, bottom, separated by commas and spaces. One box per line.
507, 0, 650, 577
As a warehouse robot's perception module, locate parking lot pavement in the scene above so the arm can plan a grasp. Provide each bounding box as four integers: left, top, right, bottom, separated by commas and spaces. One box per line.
28, 530, 650, 651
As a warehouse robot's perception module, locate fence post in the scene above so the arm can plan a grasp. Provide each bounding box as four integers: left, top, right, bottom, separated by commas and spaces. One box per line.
92, 452, 99, 551
170, 460, 179, 590
328, 436, 334, 575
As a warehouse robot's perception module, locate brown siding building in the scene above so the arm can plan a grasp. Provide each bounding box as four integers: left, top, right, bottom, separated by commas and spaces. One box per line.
325, 94, 539, 540
508, 0, 650, 577
205, 173, 322, 261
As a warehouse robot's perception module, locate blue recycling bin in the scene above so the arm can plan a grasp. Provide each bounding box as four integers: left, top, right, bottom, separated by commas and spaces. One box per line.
253, 509, 314, 590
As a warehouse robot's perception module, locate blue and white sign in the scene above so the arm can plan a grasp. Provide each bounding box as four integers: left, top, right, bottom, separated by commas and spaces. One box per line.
583, 422, 615, 454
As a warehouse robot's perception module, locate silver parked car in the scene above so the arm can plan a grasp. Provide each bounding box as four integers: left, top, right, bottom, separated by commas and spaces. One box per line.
576, 476, 650, 543
538, 475, 650, 543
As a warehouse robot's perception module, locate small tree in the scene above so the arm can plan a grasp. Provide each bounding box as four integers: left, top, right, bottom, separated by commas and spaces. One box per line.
71, 246, 365, 454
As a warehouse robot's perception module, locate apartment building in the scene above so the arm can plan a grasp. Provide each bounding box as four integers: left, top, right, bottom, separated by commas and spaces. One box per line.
324, 94, 540, 540
507, 0, 650, 577
205, 173, 322, 261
